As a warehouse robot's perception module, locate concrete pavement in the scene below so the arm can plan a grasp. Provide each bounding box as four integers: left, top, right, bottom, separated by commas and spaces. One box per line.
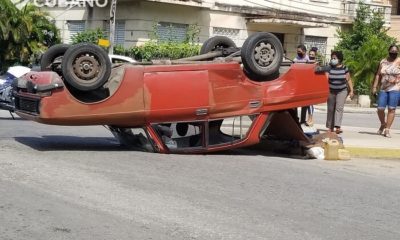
314, 104, 400, 148
313, 104, 400, 158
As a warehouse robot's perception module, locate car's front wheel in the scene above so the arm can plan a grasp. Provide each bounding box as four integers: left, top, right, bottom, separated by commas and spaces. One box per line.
200, 36, 237, 54
40, 44, 70, 75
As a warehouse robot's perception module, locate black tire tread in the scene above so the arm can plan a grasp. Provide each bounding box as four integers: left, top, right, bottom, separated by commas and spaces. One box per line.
200, 36, 237, 54
40, 44, 70, 71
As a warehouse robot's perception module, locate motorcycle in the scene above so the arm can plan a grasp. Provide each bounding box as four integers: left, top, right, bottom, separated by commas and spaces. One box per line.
0, 66, 31, 117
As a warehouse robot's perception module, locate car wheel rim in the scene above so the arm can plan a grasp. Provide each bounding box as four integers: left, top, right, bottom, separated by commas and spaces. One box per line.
254, 41, 275, 68
72, 54, 101, 83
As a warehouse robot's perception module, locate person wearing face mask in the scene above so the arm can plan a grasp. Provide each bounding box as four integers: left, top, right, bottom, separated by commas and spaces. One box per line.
300, 47, 319, 126
372, 44, 400, 138
293, 44, 310, 63
292, 44, 312, 126
308, 47, 318, 62
324, 51, 354, 134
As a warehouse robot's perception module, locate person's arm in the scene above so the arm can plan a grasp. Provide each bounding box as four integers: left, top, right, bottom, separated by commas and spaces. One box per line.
315, 65, 331, 73
346, 72, 354, 98
372, 62, 382, 95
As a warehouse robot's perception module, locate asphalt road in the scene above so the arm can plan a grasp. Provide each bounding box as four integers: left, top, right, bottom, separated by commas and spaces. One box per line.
313, 110, 400, 129
1, 112, 400, 240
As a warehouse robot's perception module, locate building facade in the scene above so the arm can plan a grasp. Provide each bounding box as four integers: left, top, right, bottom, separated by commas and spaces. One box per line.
46, 0, 393, 59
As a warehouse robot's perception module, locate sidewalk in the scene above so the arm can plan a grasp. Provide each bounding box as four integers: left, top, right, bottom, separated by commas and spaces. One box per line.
314, 103, 400, 115
312, 103, 400, 159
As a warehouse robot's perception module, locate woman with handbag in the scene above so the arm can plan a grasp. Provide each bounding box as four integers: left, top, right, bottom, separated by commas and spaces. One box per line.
372, 45, 400, 138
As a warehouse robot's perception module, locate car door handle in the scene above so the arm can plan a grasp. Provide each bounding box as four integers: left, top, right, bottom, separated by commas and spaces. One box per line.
196, 108, 208, 116
249, 100, 261, 108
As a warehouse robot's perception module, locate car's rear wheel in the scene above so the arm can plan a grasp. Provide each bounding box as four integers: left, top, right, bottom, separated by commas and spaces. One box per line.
61, 43, 111, 91
200, 36, 237, 54
241, 32, 283, 81
40, 44, 70, 74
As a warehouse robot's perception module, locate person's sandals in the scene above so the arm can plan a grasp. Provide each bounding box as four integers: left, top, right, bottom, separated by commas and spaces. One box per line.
384, 128, 392, 138
335, 128, 343, 134
377, 124, 386, 135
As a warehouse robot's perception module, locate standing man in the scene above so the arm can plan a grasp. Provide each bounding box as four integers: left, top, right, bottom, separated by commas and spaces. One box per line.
293, 44, 311, 125
293, 44, 310, 63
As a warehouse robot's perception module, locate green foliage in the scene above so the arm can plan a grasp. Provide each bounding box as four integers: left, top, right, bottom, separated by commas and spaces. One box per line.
115, 22, 201, 61
336, 2, 394, 53
71, 28, 106, 45
0, 0, 60, 72
114, 42, 200, 61
345, 36, 388, 95
335, 2, 397, 96
184, 23, 201, 44
148, 22, 201, 44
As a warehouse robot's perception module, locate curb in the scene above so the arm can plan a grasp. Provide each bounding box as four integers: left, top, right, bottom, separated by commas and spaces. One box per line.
345, 146, 400, 160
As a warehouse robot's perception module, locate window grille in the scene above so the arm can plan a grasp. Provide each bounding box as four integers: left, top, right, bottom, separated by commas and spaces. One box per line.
68, 21, 85, 43
212, 27, 240, 43
104, 21, 126, 45
157, 22, 188, 42
305, 35, 327, 58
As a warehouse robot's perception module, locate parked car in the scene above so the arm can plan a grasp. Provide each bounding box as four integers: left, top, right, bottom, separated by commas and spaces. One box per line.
109, 54, 136, 64
13, 32, 329, 153
0, 66, 31, 112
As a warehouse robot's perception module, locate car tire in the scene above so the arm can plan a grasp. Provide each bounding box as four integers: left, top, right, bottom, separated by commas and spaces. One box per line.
241, 32, 283, 81
62, 43, 111, 91
40, 44, 70, 72
200, 36, 237, 54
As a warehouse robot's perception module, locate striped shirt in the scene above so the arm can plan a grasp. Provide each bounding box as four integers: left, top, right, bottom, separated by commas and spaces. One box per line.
328, 65, 348, 91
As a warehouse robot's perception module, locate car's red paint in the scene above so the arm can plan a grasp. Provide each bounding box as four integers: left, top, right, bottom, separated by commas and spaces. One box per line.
15, 62, 328, 153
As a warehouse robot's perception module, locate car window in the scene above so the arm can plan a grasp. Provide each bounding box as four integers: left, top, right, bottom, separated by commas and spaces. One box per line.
152, 122, 205, 150
208, 115, 257, 146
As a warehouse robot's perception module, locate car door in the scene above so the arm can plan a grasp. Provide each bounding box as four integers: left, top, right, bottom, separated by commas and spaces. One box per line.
143, 68, 209, 122
208, 68, 263, 118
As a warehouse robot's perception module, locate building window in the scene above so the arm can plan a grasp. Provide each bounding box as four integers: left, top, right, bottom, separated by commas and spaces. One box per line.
212, 27, 240, 44
305, 35, 327, 59
104, 20, 126, 46
157, 22, 188, 42
68, 20, 85, 43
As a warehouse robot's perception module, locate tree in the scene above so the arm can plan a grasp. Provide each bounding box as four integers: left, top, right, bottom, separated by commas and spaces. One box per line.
0, 0, 59, 72
335, 2, 396, 96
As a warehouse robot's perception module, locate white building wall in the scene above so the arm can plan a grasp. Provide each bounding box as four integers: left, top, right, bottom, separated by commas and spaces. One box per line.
43, 0, 390, 60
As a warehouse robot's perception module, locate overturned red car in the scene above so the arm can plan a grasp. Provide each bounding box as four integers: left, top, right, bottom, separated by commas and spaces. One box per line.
13, 32, 329, 153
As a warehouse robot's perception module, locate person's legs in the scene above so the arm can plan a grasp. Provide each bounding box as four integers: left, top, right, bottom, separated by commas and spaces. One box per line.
300, 106, 308, 124
334, 89, 347, 132
384, 90, 400, 137
307, 105, 314, 125
377, 90, 388, 134
326, 92, 336, 131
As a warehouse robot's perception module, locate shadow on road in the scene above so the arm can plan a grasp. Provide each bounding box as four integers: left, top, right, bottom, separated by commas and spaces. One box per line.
14, 135, 127, 151
358, 131, 379, 135
14, 136, 309, 159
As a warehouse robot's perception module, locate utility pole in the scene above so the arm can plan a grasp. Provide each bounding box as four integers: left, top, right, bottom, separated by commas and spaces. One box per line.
109, 0, 117, 54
